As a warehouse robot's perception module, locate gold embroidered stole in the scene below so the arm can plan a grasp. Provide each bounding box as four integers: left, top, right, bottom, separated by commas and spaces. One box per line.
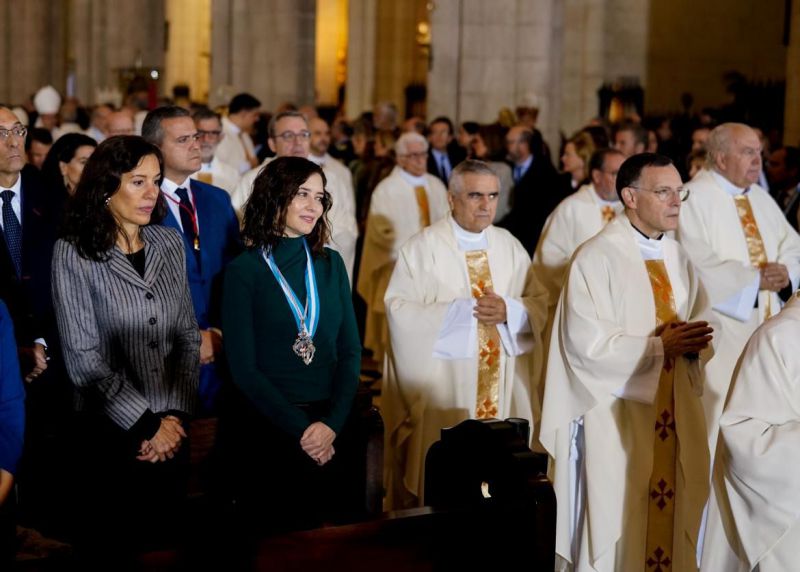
465, 250, 501, 419
414, 186, 431, 228
733, 194, 771, 317
644, 259, 679, 572
601, 205, 616, 223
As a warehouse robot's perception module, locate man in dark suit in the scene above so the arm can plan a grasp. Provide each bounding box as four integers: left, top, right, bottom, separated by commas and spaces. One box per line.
0, 106, 70, 535
143, 106, 241, 413
497, 125, 564, 255
426, 116, 466, 185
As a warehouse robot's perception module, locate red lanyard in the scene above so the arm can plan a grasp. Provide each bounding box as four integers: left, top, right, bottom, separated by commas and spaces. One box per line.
163, 190, 200, 250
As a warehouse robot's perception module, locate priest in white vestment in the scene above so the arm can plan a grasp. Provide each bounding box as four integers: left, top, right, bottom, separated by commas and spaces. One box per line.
359, 132, 449, 363
700, 293, 800, 571
533, 148, 625, 342
383, 160, 545, 510
541, 153, 714, 571
230, 111, 359, 283
675, 123, 800, 458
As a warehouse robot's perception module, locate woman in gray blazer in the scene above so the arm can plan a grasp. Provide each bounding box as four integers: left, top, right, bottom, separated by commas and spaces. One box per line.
51, 136, 200, 565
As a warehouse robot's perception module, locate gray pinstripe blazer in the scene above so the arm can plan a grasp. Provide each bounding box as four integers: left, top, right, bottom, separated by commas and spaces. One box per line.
51, 225, 200, 430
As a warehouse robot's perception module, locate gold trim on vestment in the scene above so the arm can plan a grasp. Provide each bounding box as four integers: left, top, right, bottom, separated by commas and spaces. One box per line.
465, 250, 500, 419
414, 185, 431, 228
733, 194, 771, 317
644, 259, 678, 572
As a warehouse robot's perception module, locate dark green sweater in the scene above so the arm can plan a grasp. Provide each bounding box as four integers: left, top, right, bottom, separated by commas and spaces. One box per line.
222, 238, 361, 439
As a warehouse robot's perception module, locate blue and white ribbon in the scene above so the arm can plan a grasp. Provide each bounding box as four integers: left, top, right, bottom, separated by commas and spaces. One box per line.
263, 239, 319, 338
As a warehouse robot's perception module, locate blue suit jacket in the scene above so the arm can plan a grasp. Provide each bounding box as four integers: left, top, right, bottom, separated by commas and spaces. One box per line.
160, 180, 241, 411
0, 300, 24, 475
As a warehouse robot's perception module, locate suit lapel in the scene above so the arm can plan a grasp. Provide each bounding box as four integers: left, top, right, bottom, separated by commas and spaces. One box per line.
143, 231, 166, 286
107, 247, 148, 288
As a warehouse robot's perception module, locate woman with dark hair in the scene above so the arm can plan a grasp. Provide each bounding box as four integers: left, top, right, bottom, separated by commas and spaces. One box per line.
40, 132, 97, 218
50, 135, 200, 565
41, 132, 97, 196
219, 155, 361, 534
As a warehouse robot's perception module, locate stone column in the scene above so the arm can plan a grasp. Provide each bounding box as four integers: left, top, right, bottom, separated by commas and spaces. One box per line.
210, 0, 315, 110
345, 0, 377, 118
786, 0, 800, 145
0, 0, 67, 105
67, 0, 166, 105
427, 0, 561, 149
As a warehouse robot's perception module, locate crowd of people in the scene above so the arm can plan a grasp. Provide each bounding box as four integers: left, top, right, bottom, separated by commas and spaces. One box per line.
0, 81, 799, 571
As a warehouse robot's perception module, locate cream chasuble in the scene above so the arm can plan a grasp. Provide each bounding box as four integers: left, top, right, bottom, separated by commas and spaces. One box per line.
383, 215, 545, 510
358, 167, 449, 363
676, 169, 800, 459
533, 183, 624, 323
701, 294, 800, 572
540, 214, 711, 572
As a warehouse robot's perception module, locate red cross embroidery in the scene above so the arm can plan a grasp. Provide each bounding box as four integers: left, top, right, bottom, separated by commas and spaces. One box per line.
650, 478, 675, 511
655, 409, 675, 441
646, 546, 672, 571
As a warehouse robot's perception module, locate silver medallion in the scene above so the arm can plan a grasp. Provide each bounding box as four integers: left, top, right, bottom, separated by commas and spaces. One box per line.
292, 329, 316, 365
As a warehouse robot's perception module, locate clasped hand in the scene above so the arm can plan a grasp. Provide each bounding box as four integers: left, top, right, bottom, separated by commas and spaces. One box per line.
473, 286, 507, 326
759, 262, 790, 292
658, 321, 713, 359
137, 416, 186, 463
300, 422, 336, 466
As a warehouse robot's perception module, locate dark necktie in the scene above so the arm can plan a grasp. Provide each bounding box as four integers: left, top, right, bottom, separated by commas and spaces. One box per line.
1, 190, 22, 277
175, 187, 199, 251
513, 165, 522, 184
439, 154, 448, 182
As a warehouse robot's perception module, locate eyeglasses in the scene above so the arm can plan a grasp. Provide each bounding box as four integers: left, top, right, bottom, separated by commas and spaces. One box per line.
600, 169, 619, 177
274, 130, 311, 143
174, 133, 201, 145
197, 129, 222, 138
629, 186, 690, 202
0, 126, 27, 140
399, 151, 428, 160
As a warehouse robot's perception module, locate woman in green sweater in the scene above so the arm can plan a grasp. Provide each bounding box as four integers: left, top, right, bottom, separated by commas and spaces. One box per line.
220, 156, 361, 534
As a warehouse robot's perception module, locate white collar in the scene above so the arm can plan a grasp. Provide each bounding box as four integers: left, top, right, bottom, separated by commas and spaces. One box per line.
589, 184, 620, 207
223, 116, 241, 135
161, 177, 193, 198
711, 169, 749, 196
631, 222, 664, 260
449, 215, 489, 251
399, 168, 428, 187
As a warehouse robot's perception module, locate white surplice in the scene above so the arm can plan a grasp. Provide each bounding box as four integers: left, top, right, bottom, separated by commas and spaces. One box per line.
190, 156, 241, 196
230, 156, 359, 283
700, 294, 800, 572
383, 215, 546, 510
676, 169, 800, 457
533, 183, 623, 320
358, 166, 449, 361
540, 214, 712, 572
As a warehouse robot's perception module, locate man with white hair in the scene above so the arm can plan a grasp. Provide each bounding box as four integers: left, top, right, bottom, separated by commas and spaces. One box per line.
358, 132, 449, 364
231, 111, 358, 282
383, 160, 545, 509
675, 122, 800, 460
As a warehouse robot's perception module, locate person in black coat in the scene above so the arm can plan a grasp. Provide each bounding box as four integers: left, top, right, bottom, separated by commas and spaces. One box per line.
497, 126, 565, 255
0, 106, 72, 537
